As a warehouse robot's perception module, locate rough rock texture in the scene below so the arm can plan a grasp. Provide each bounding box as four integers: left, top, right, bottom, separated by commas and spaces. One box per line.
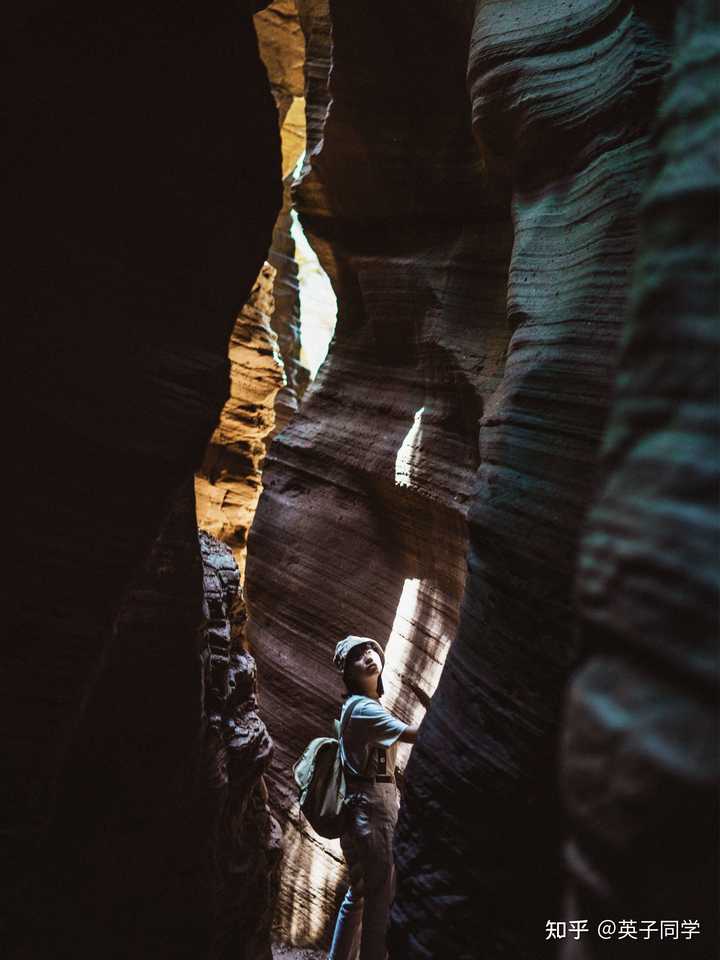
5, 484, 212, 957
272, 946, 326, 960
243, 0, 678, 954
561, 2, 720, 956
392, 4, 672, 959
200, 531, 283, 960
4, 5, 281, 956
256, 0, 311, 432
196, 264, 286, 582
6, 501, 280, 960
5, 492, 282, 959
246, 0, 513, 945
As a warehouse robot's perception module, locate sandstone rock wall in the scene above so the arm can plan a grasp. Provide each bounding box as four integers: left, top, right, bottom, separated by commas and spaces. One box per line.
199, 531, 283, 960
195, 264, 286, 583
243, 1, 691, 955
4, 5, 281, 956
195, 1, 312, 585
393, 3, 672, 957
6, 3, 715, 957
246, 0, 513, 944
256, 0, 311, 433
562, 1, 720, 953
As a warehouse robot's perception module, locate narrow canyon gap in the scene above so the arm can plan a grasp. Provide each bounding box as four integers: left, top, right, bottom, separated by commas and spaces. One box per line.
3, 2, 717, 959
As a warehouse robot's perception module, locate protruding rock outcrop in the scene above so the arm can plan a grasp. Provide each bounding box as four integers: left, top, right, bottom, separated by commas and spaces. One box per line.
200, 531, 282, 960
195, 264, 286, 582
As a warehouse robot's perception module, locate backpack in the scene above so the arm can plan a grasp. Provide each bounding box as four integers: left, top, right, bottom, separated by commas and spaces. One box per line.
292, 696, 361, 839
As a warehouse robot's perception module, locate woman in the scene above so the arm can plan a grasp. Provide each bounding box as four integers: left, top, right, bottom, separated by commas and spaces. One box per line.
328, 635, 420, 960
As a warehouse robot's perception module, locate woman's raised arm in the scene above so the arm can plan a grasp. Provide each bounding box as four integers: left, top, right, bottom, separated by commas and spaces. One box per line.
398, 723, 420, 744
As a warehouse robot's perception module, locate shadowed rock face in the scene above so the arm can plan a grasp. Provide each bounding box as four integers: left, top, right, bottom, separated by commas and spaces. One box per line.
199, 531, 283, 960
5, 511, 281, 960
392, 4, 671, 958
4, 4, 281, 956
242, 0, 688, 954
561, 2, 720, 955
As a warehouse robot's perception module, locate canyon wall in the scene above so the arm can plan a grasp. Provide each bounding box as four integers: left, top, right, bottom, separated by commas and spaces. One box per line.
392, 3, 672, 958
241, 1, 710, 956
246, 0, 514, 944
257, 0, 311, 433
194, 1, 311, 586
4, 4, 281, 956
199, 531, 283, 960
4, 2, 715, 958
195, 264, 285, 583
562, 2, 720, 954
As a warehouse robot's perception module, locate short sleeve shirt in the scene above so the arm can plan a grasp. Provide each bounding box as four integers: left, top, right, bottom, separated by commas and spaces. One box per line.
339, 695, 407, 778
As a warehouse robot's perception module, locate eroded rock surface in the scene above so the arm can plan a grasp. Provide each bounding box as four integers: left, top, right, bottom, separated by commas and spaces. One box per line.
244, 1, 680, 955
195, 264, 286, 582
561, 2, 720, 955
392, 4, 672, 958
200, 531, 283, 960
246, 0, 513, 945
256, 0, 311, 432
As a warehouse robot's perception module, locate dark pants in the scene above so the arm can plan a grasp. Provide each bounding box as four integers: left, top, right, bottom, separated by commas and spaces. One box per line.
329, 782, 398, 960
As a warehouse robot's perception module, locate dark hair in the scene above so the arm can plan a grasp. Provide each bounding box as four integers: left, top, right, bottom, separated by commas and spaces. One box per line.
343, 676, 384, 699
343, 652, 385, 699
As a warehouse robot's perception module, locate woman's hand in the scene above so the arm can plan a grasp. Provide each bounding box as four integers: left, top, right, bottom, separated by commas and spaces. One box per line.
408, 680, 432, 711
398, 723, 420, 743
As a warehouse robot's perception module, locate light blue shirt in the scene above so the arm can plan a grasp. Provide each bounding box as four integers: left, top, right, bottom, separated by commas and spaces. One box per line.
339, 695, 407, 777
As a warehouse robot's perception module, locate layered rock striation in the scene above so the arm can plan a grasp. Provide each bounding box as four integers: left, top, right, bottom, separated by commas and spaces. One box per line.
393, 4, 672, 958
562, 2, 720, 954
195, 264, 286, 582
243, 1, 689, 956
246, 0, 513, 945
256, 0, 311, 433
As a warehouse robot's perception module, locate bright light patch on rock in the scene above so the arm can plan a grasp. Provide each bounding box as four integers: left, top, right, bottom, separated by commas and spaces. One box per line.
281, 809, 344, 949
383, 577, 451, 770
291, 204, 337, 379
394, 407, 425, 488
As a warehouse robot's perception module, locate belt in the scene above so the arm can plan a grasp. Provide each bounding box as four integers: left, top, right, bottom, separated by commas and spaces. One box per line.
345, 748, 394, 785
347, 774, 395, 785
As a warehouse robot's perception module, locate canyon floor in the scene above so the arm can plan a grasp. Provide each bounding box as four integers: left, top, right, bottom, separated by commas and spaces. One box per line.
273, 944, 327, 960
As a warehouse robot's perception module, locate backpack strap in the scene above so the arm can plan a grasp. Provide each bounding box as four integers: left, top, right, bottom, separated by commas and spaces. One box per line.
336, 696, 364, 779
339, 695, 361, 740
340, 696, 392, 784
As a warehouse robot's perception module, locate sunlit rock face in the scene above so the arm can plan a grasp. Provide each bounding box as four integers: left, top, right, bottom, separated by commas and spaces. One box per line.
195, 264, 286, 582
256, 0, 311, 433
562, 3, 720, 954
392, 3, 671, 958
3, 5, 281, 956
245, 0, 513, 946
